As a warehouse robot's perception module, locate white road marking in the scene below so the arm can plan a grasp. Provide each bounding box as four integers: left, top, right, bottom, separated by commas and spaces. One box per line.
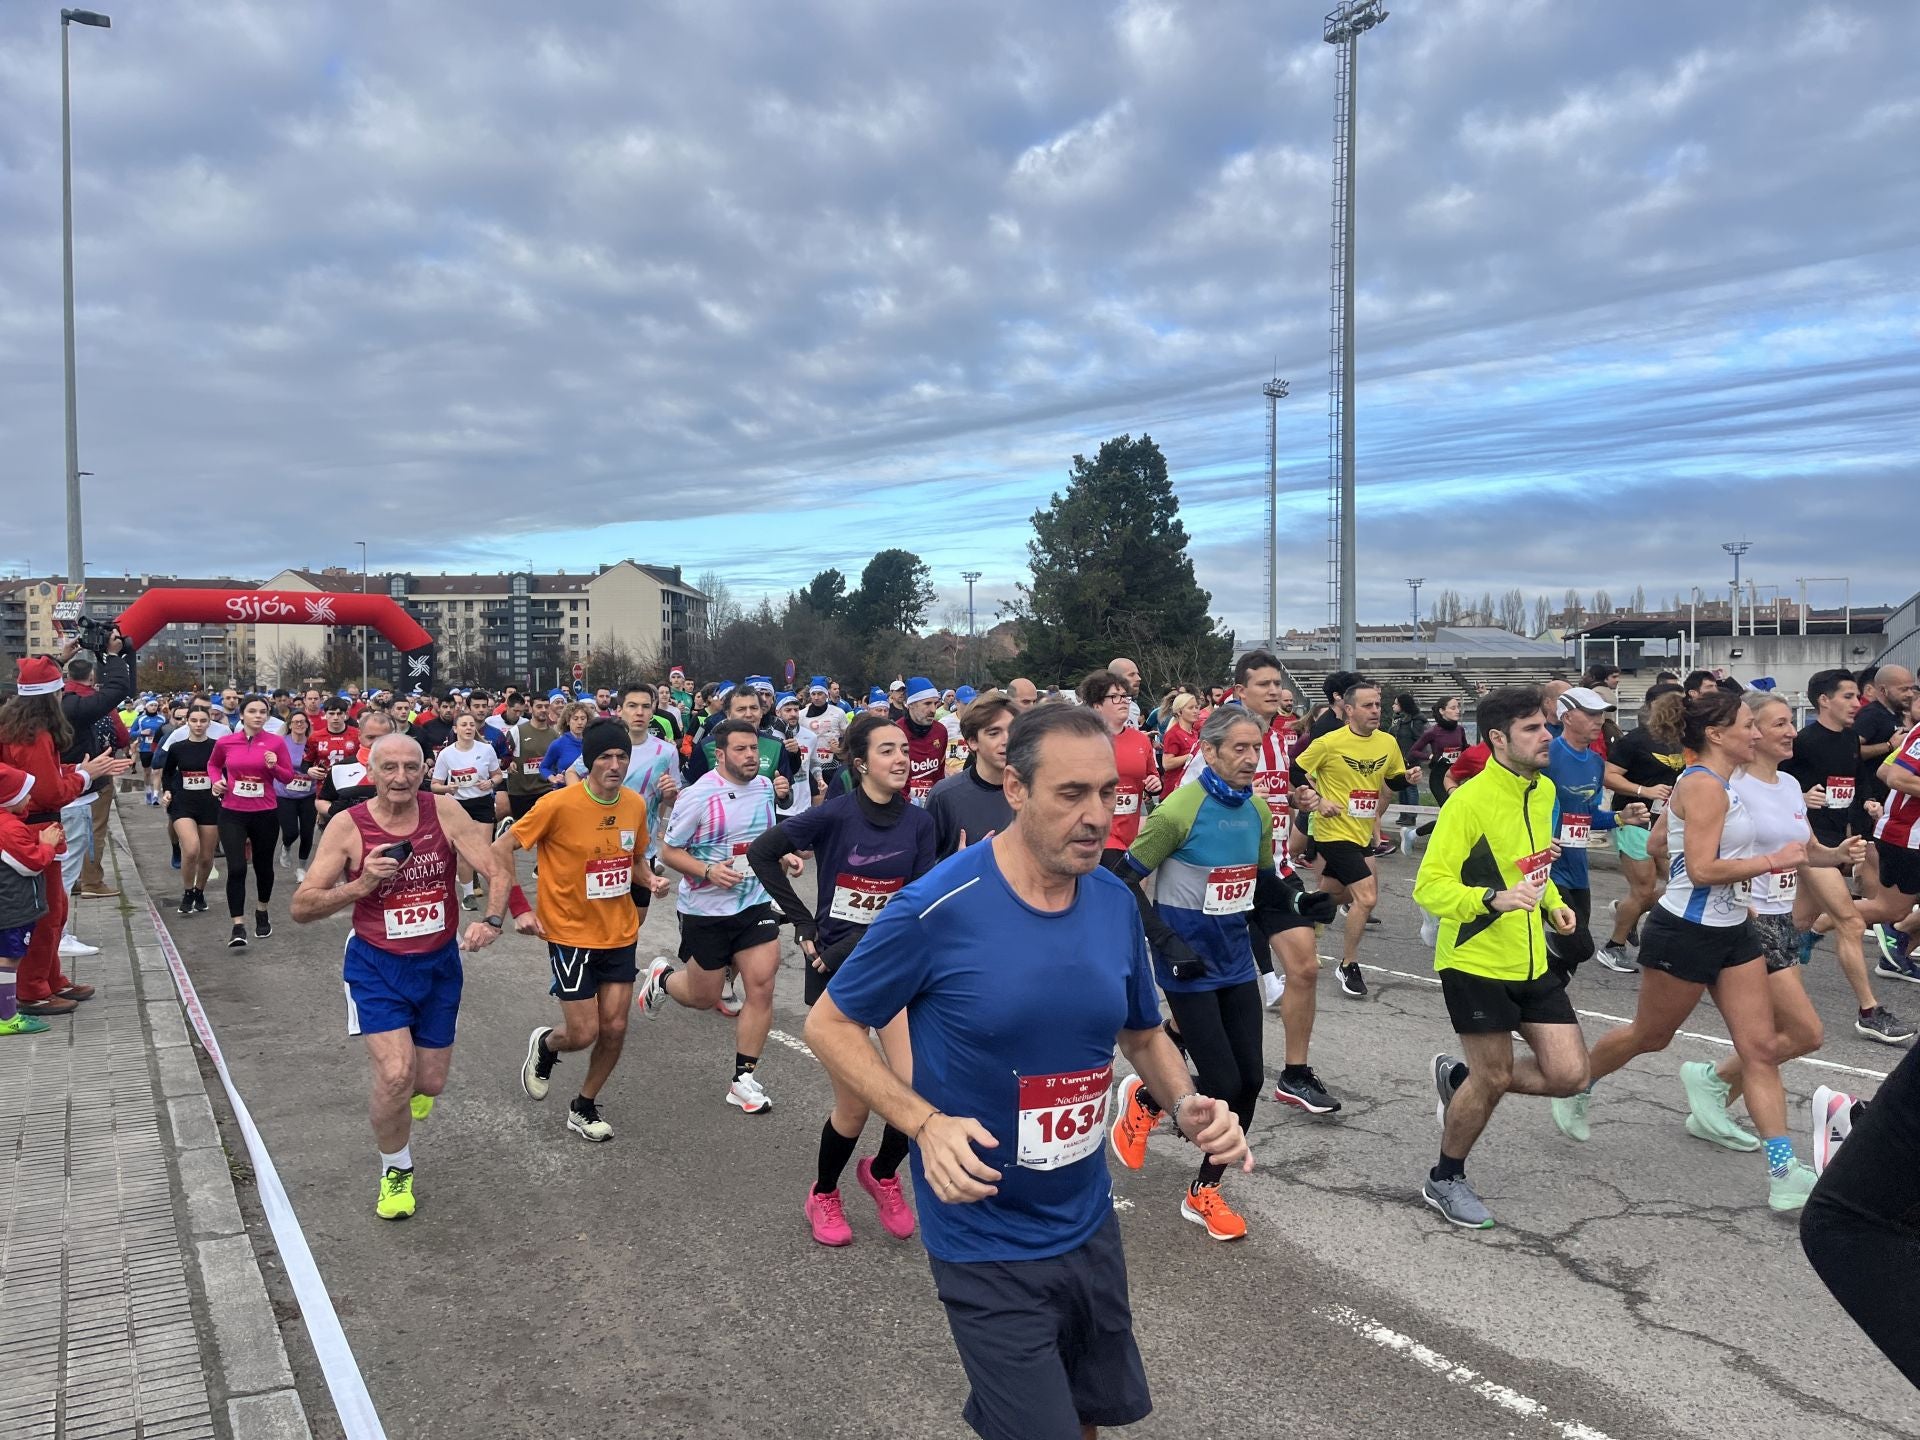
1322, 957, 1892, 1083
1317, 1304, 1617, 1440
768, 1028, 816, 1058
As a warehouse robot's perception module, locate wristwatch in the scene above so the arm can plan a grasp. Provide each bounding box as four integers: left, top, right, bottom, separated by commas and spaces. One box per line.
1481, 887, 1500, 912
483, 914, 505, 930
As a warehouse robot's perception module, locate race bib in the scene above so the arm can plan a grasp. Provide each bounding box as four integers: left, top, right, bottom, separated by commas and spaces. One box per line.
1272, 808, 1292, 851
1558, 813, 1591, 849
283, 777, 313, 795
449, 767, 478, 787
1824, 777, 1855, 809
181, 772, 210, 791
1752, 868, 1797, 904
1518, 847, 1554, 887
1015, 1064, 1112, 1171
731, 840, 750, 860
1346, 789, 1379, 819
584, 855, 632, 900
383, 892, 447, 941
232, 777, 266, 800
522, 760, 544, 776
1203, 863, 1256, 915
828, 873, 904, 923
1113, 788, 1141, 817
909, 778, 934, 806
1441, 750, 1462, 766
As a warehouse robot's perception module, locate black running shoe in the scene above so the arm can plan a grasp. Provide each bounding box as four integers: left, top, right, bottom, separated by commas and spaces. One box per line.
254, 911, 272, 940
193, 890, 208, 913
1337, 962, 1367, 998
227, 926, 248, 950
178, 892, 193, 917
1273, 1068, 1342, 1114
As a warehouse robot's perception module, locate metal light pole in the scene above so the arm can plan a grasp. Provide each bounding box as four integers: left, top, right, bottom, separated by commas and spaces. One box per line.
961, 570, 981, 685
1721, 540, 1750, 638
61, 8, 111, 590
356, 540, 369, 692
1324, 0, 1386, 671
1405, 577, 1423, 641
1262, 376, 1289, 649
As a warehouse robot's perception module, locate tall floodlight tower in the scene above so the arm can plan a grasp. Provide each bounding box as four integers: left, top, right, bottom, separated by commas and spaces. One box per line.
1262, 375, 1290, 649
1722, 540, 1751, 638
1324, 0, 1387, 669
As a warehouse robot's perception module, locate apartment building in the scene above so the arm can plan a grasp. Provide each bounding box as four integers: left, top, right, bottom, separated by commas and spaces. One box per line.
4, 575, 257, 687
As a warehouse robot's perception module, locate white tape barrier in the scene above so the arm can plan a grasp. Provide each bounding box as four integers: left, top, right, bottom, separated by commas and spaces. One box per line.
145, 899, 389, 1440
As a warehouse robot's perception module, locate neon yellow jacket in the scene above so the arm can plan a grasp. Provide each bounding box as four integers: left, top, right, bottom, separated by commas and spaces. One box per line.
1412, 758, 1564, 982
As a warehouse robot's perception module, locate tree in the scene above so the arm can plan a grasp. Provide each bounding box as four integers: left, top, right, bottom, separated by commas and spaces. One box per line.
795, 569, 847, 620
846, 550, 936, 638
1497, 588, 1527, 634
1631, 584, 1647, 613
1475, 592, 1496, 625
1430, 589, 1464, 626
1532, 594, 1552, 636
1592, 589, 1613, 616
1562, 589, 1586, 630
1009, 434, 1231, 691
693, 570, 742, 671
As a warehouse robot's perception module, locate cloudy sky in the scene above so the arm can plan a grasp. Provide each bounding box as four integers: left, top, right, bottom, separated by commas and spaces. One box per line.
2, 0, 1916, 642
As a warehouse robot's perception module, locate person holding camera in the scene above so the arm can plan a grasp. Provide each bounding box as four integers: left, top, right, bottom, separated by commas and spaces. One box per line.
58, 631, 133, 945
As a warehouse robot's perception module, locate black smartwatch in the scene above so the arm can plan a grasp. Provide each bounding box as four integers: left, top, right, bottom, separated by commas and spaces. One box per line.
483, 913, 505, 930
1481, 887, 1500, 912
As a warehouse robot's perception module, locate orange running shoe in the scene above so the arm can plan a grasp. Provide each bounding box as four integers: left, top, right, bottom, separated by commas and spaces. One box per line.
1108, 1074, 1161, 1171
1180, 1182, 1248, 1241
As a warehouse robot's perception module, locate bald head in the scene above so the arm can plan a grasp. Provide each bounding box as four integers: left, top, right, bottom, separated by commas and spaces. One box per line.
1107, 657, 1141, 696
1542, 680, 1572, 717
1007, 677, 1039, 711
1870, 665, 1916, 712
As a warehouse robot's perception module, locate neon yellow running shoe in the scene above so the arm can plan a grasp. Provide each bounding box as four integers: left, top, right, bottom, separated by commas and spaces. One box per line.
410, 1093, 435, 1121
0, 1014, 52, 1037
376, 1166, 416, 1221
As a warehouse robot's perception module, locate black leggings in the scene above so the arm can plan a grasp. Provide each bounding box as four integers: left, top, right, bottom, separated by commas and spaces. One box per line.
1156, 981, 1263, 1187
1801, 1043, 1920, 1387
218, 808, 279, 917
276, 796, 316, 862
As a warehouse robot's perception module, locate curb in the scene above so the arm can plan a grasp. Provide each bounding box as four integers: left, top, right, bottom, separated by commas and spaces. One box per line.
110, 810, 315, 1439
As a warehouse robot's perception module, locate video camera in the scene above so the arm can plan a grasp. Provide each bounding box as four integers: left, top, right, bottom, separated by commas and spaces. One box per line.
68, 614, 120, 655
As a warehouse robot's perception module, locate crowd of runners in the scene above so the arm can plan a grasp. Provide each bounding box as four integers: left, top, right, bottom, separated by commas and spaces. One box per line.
5, 638, 1917, 1432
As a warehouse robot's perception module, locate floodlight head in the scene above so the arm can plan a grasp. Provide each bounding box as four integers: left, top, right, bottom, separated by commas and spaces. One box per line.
62, 9, 112, 26
1263, 378, 1290, 400
1324, 0, 1386, 43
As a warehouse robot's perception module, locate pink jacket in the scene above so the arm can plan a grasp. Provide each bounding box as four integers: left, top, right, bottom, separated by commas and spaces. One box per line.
208, 730, 295, 813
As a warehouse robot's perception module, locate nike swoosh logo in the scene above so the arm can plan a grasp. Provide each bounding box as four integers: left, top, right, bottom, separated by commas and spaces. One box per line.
845, 848, 903, 867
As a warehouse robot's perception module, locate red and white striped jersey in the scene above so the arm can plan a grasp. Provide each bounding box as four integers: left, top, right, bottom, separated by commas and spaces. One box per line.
1873, 723, 1920, 851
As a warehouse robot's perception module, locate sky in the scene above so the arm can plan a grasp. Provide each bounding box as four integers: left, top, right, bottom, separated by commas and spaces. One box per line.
2, 0, 1916, 644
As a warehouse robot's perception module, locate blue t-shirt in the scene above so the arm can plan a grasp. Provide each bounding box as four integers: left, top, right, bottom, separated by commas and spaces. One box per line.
133, 713, 165, 752
1545, 737, 1615, 889
777, 791, 937, 950
828, 840, 1162, 1264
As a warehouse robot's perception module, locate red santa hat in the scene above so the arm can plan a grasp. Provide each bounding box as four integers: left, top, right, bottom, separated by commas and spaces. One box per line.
14, 656, 63, 697
0, 763, 34, 809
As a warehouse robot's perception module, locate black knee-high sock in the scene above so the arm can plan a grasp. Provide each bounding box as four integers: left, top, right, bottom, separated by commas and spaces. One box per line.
816, 1117, 860, 1195
870, 1124, 911, 1180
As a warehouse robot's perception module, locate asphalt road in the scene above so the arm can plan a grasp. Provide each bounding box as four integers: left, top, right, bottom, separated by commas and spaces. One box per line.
116, 807, 1918, 1440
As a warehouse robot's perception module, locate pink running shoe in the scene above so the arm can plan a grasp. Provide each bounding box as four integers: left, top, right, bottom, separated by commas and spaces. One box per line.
804, 1188, 853, 1246
856, 1157, 916, 1239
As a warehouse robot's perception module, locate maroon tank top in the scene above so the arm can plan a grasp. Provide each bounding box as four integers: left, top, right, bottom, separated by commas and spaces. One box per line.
348, 801, 460, 955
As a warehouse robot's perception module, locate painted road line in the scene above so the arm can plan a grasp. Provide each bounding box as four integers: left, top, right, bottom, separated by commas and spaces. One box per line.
1325, 958, 1892, 1083
1317, 1304, 1617, 1440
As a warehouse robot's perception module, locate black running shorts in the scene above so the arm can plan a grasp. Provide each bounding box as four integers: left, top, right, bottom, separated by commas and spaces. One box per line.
1440, 967, 1577, 1035
678, 903, 779, 971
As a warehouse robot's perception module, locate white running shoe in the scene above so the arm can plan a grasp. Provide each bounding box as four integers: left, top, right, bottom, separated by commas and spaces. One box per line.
727, 1071, 773, 1114
717, 970, 743, 1019
1811, 1084, 1854, 1176
1259, 970, 1285, 1008
637, 958, 674, 1018
1419, 911, 1439, 948
58, 935, 100, 958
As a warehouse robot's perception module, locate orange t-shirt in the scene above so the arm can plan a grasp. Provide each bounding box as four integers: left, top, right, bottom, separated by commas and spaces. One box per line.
510, 782, 649, 950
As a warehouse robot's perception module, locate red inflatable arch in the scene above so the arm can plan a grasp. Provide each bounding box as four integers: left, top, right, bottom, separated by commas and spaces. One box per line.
114, 588, 438, 688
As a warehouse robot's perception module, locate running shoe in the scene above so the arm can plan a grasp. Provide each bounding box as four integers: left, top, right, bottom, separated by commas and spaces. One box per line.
254, 911, 272, 940
1398, 825, 1417, 854
567, 1095, 613, 1142
376, 1166, 415, 1221
1606, 898, 1640, 948
856, 1157, 916, 1239
1108, 1073, 1161, 1169
1337, 962, 1367, 999
1797, 931, 1817, 967
58, 936, 99, 958
1810, 1085, 1854, 1175
177, 891, 194, 917
492, 816, 516, 842
803, 1188, 853, 1246
1418, 911, 1439, 948
170, 852, 181, 870
192, 890, 207, 913
1180, 1182, 1247, 1241
1550, 1091, 1591, 1142
295, 866, 306, 882
1432, 1053, 1464, 1127
1422, 1174, 1494, 1229
637, 958, 674, 1018
460, 888, 478, 912
727, 1071, 773, 1115
716, 970, 742, 1018
1871, 928, 1920, 983
1273, 1067, 1341, 1115
227, 926, 248, 950
521, 1026, 555, 1100
1854, 1005, 1916, 1045
1593, 945, 1638, 974
1679, 1060, 1757, 1151
410, 1094, 435, 1122
206, 867, 218, 884
0, 1014, 51, 1037
1258, 970, 1285, 1008
1768, 1158, 1817, 1213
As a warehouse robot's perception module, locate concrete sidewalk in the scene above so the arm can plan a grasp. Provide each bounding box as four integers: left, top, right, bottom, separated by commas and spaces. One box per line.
0, 818, 310, 1440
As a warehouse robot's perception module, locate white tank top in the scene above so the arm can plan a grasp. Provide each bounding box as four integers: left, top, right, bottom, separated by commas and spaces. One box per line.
1659, 765, 1760, 928
1730, 768, 1808, 917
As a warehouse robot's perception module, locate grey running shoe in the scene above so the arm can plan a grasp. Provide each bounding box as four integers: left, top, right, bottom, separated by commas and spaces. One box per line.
1433, 1053, 1464, 1127
1422, 1174, 1494, 1229
1854, 1005, 1916, 1045
1593, 945, 1638, 974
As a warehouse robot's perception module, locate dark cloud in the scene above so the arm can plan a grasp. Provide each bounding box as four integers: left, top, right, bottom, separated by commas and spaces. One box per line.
1, 0, 1914, 640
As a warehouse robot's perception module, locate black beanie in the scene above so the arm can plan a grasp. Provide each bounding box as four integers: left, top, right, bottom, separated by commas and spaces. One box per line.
580, 719, 631, 770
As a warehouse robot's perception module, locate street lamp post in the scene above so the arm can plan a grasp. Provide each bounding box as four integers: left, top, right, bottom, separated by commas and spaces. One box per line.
61, 8, 111, 592
1404, 577, 1423, 642
960, 571, 982, 685
355, 540, 368, 692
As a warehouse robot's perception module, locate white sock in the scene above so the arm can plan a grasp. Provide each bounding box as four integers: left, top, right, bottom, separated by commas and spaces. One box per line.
380, 1145, 412, 1173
